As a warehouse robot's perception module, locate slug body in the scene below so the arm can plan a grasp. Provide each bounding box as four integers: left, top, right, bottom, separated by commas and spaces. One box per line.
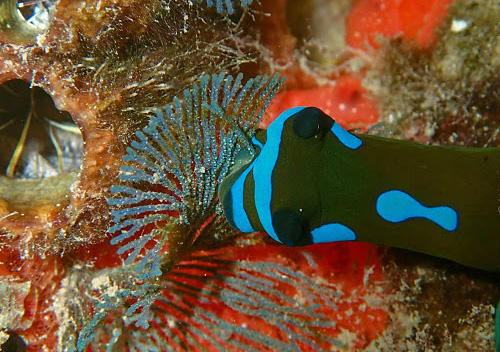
219, 107, 500, 272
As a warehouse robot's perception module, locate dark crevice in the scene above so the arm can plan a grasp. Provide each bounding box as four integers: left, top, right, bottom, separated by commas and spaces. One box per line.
0, 79, 83, 179
1, 331, 27, 352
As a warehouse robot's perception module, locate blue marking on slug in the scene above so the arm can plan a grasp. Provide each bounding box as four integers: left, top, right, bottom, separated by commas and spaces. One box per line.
251, 136, 263, 149
252, 107, 307, 243
226, 134, 265, 233
331, 122, 363, 149
230, 163, 255, 233
311, 223, 357, 243
376, 190, 458, 231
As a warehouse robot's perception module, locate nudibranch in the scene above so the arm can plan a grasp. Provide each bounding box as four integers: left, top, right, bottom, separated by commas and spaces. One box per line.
220, 106, 500, 350
219, 107, 500, 273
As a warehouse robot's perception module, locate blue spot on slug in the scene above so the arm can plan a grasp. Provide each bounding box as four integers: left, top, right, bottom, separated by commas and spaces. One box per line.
311, 223, 357, 243
376, 190, 458, 231
330, 122, 363, 149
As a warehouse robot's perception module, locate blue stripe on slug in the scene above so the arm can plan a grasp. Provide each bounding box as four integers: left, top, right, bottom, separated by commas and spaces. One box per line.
330, 122, 363, 149
226, 134, 264, 233
229, 164, 256, 233
253, 107, 307, 243
311, 223, 357, 243
251, 136, 264, 149
376, 190, 458, 231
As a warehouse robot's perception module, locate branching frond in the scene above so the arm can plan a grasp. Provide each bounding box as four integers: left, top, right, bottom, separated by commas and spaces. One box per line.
107, 72, 284, 279
126, 253, 343, 351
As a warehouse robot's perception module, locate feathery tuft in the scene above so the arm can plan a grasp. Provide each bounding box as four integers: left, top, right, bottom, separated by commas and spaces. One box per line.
107, 72, 284, 280
147, 257, 342, 351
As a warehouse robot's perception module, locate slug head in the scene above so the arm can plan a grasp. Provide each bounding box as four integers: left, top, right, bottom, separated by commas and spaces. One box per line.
220, 107, 341, 246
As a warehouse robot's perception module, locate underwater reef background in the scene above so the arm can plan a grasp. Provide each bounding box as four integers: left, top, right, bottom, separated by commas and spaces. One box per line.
0, 0, 500, 351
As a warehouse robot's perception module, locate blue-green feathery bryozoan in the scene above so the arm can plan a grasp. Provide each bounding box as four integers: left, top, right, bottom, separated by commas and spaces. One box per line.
76, 73, 285, 350
79, 251, 345, 351
107, 72, 284, 280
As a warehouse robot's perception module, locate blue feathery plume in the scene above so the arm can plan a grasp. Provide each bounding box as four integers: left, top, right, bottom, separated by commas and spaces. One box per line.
80, 252, 344, 351
144, 257, 342, 351
107, 72, 284, 280
78, 72, 283, 350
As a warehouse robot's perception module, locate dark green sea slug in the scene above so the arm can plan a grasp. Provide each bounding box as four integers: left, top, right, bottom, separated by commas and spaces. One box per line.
219, 106, 500, 350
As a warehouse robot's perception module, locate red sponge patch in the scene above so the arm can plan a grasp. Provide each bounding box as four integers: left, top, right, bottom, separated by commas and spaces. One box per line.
346, 0, 452, 50
264, 76, 378, 130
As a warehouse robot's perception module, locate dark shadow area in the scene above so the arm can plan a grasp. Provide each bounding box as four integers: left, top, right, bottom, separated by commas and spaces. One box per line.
1, 331, 27, 352
0, 79, 82, 178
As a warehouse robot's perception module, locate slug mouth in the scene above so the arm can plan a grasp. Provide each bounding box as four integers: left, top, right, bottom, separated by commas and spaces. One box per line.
0, 79, 82, 228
